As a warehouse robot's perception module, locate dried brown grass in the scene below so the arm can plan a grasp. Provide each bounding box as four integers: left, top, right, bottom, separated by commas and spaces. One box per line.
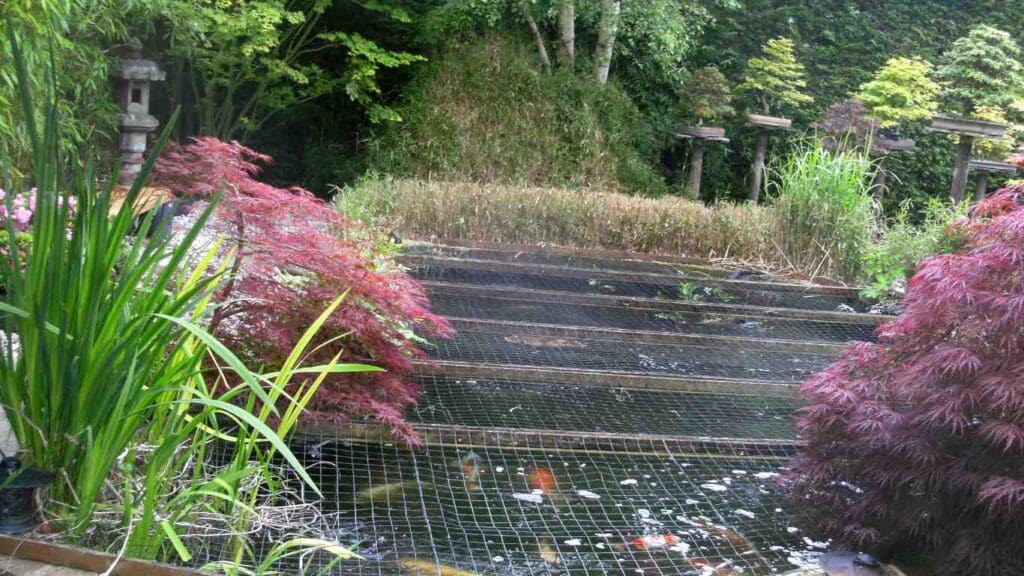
335, 177, 857, 277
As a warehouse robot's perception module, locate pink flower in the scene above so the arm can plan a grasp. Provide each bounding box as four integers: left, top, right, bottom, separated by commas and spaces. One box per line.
13, 208, 32, 228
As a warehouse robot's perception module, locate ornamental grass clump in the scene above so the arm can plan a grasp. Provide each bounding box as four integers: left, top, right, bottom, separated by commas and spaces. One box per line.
790, 185, 1024, 575
152, 138, 451, 443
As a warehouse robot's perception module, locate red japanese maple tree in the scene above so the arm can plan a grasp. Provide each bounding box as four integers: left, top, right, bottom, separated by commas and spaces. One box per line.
152, 137, 450, 443
790, 184, 1024, 575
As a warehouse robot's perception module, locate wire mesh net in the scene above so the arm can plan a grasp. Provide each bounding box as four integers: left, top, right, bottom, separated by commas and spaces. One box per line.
105, 243, 863, 575
407, 262, 866, 313
427, 321, 837, 383
409, 375, 798, 441
424, 289, 877, 344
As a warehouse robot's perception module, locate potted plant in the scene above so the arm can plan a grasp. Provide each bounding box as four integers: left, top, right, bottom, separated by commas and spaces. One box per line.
674, 66, 733, 196
738, 37, 812, 201
932, 25, 1023, 201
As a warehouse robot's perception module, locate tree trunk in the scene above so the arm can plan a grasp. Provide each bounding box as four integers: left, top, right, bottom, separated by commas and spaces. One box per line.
950, 135, 974, 202
749, 132, 769, 202
523, 4, 551, 73
975, 172, 989, 202
593, 0, 620, 84
557, 0, 575, 69
687, 140, 704, 198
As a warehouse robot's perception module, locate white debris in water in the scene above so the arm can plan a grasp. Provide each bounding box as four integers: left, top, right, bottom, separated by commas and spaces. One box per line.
669, 541, 691, 555
564, 539, 582, 546
577, 490, 601, 500
637, 509, 651, 518
620, 479, 639, 486
722, 477, 733, 485
495, 467, 505, 473
731, 470, 748, 475
754, 471, 780, 479
775, 508, 783, 513
685, 498, 699, 505
802, 537, 829, 549
701, 483, 728, 492
492, 556, 505, 563
786, 527, 801, 534
513, 492, 544, 504
679, 463, 691, 467
595, 533, 613, 538
769, 546, 786, 552
596, 543, 606, 549
735, 509, 756, 519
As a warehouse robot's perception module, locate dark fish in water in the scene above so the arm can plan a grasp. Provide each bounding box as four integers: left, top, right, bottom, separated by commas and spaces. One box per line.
821, 552, 906, 576
695, 519, 753, 552
399, 558, 480, 576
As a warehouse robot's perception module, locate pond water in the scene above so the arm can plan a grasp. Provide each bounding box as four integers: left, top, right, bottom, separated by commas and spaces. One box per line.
282, 439, 824, 575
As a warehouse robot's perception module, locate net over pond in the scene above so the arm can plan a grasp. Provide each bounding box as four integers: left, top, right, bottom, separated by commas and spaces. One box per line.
207, 243, 883, 575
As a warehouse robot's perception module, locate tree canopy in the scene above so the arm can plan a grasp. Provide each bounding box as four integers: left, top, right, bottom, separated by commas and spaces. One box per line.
676, 66, 733, 125
738, 37, 813, 115
857, 57, 940, 128
935, 25, 1024, 116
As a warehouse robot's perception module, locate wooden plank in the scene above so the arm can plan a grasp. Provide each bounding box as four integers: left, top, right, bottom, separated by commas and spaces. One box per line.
298, 422, 799, 459
0, 536, 200, 576
413, 360, 799, 394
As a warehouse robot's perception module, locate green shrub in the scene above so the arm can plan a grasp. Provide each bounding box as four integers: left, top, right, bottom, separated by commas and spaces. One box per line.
366, 34, 665, 195
860, 198, 970, 298
769, 139, 877, 280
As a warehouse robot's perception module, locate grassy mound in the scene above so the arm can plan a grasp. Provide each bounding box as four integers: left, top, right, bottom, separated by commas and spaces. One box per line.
366, 34, 665, 195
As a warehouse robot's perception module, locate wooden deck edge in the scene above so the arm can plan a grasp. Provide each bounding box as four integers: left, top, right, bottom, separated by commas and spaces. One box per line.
0, 535, 200, 576
297, 421, 800, 459
413, 360, 799, 394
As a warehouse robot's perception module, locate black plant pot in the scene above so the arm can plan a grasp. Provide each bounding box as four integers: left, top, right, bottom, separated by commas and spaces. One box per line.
0, 457, 52, 534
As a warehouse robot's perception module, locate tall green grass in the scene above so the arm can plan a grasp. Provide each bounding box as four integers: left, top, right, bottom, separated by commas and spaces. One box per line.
0, 25, 375, 571
769, 139, 878, 280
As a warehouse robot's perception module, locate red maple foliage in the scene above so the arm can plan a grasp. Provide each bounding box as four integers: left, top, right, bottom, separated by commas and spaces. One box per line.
789, 184, 1024, 575
151, 137, 451, 443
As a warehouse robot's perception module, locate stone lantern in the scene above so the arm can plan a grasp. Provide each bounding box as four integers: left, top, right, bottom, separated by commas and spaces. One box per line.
110, 39, 165, 187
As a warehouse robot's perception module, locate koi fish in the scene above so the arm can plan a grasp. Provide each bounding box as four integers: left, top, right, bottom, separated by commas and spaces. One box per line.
631, 533, 681, 550
611, 533, 683, 552
538, 538, 561, 565
688, 557, 738, 575
529, 468, 557, 493
356, 481, 419, 502
399, 558, 481, 576
695, 520, 753, 552
457, 452, 482, 492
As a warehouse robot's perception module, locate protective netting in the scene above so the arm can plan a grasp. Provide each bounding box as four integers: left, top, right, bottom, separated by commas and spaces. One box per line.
138, 242, 870, 575
424, 289, 877, 344
406, 260, 866, 313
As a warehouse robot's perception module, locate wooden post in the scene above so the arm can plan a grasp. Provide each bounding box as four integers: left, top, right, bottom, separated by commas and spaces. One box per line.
975, 172, 989, 202
950, 135, 974, 202
749, 131, 769, 202
687, 140, 705, 197
871, 166, 887, 219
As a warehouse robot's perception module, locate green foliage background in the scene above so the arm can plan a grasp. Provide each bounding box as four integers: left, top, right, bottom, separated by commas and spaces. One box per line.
688, 0, 1024, 209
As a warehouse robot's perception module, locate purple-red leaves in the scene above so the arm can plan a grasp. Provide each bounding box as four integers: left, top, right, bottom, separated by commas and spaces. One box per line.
790, 185, 1024, 574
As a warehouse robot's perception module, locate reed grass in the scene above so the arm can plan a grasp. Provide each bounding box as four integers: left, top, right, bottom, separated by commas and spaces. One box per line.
336, 175, 871, 281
